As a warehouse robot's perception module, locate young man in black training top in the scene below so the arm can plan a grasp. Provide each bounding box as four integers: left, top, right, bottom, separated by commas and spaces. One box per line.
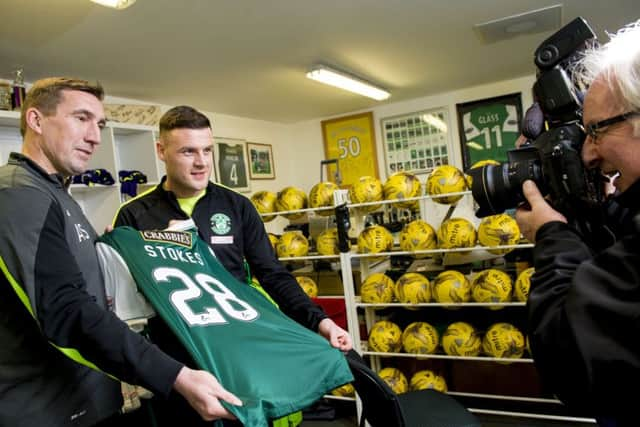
113, 105, 352, 426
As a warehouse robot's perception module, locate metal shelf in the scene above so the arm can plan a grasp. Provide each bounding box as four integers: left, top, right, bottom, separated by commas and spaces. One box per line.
259, 205, 334, 217
468, 408, 595, 424
0, 110, 20, 127
447, 391, 561, 404
362, 350, 534, 364
323, 394, 356, 402
267, 188, 584, 423
346, 190, 472, 210
258, 190, 476, 217
352, 243, 533, 259
330, 189, 583, 423
278, 254, 340, 261
355, 300, 526, 308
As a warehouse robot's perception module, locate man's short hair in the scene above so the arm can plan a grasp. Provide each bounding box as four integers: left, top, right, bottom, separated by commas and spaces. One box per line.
20, 77, 104, 137
159, 106, 211, 138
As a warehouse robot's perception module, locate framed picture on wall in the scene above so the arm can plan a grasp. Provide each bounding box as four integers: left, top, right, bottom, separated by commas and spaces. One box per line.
380, 106, 452, 176
456, 93, 523, 170
321, 111, 378, 188
246, 142, 275, 180
214, 137, 251, 192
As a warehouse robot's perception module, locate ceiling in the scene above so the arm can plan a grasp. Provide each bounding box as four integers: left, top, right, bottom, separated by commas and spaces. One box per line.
0, 0, 637, 123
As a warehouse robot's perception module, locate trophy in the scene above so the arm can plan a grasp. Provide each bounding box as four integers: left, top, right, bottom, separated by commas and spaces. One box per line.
11, 68, 26, 111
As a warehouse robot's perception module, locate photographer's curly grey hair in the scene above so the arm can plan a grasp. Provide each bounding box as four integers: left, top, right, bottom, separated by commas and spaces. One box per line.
574, 19, 640, 136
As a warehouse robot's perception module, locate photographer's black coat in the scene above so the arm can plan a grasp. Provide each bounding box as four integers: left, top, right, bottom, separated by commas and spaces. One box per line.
528, 178, 640, 424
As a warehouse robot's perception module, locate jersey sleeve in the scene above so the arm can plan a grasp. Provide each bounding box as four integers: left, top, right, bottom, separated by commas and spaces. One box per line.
240, 198, 327, 330
96, 241, 156, 323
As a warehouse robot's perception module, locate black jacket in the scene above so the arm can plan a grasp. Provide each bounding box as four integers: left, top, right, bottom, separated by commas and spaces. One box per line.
528, 178, 640, 423
114, 178, 327, 331
0, 153, 182, 427
114, 179, 329, 427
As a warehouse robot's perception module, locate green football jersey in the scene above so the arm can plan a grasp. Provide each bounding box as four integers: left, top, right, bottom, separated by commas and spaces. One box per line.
97, 226, 352, 427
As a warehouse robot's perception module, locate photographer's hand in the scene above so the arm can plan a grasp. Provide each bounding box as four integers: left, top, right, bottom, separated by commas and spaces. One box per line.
516, 180, 567, 242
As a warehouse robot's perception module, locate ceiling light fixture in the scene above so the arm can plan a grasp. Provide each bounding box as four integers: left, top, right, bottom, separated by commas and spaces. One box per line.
90, 0, 137, 10
306, 65, 390, 101
474, 4, 562, 43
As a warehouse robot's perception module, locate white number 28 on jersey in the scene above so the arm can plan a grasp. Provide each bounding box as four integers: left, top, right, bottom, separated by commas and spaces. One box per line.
153, 267, 259, 326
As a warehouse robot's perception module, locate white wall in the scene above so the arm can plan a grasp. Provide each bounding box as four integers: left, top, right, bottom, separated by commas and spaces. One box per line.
105, 95, 296, 232
274, 74, 537, 231
111, 74, 538, 233
207, 112, 294, 233
106, 95, 293, 191
4, 75, 537, 233
112, 75, 537, 194
282, 74, 536, 193
8, 74, 536, 197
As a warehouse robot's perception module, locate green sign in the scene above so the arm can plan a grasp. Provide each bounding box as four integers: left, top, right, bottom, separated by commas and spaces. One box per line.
456, 93, 522, 169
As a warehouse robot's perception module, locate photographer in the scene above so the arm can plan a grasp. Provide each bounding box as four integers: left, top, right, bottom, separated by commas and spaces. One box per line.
516, 20, 640, 425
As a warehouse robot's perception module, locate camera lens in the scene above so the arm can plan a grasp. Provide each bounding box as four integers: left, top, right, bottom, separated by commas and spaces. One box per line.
467, 161, 542, 217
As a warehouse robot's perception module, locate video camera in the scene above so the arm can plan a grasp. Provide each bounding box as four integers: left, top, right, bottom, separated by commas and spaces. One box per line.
467, 17, 604, 219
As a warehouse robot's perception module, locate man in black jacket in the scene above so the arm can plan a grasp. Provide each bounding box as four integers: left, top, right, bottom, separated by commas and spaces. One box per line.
0, 78, 241, 427
113, 105, 351, 426
516, 20, 640, 426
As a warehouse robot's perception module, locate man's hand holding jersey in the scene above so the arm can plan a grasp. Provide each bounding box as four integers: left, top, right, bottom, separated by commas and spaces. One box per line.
173, 366, 243, 421
318, 318, 353, 351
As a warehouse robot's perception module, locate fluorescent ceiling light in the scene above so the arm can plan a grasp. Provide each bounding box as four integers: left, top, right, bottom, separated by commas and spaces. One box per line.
306, 65, 390, 101
90, 0, 137, 9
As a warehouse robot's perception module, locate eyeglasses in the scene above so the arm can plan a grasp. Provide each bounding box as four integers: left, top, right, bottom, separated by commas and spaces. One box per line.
583, 111, 640, 140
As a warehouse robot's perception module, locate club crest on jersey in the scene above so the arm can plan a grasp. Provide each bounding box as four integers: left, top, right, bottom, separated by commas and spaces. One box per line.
210, 213, 231, 235
141, 230, 193, 248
